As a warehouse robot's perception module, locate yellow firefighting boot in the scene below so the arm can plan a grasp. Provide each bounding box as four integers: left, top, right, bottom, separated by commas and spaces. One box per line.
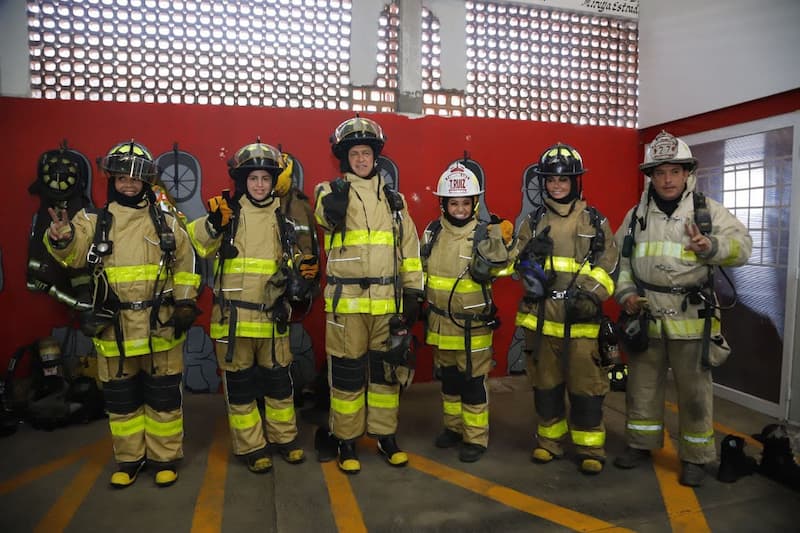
110, 459, 145, 489
338, 440, 361, 475
276, 439, 306, 464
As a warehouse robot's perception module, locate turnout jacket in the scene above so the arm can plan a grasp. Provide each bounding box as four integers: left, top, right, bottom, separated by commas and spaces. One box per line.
423, 217, 516, 351
45, 201, 200, 357
515, 198, 618, 338
614, 174, 752, 340
188, 195, 289, 339
314, 172, 423, 315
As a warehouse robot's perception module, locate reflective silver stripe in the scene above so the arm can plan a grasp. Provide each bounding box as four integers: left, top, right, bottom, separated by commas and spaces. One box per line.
627, 422, 662, 432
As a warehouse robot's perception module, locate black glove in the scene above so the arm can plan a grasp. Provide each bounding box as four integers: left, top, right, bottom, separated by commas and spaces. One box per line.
169, 302, 201, 338
321, 179, 350, 228
401, 290, 422, 325
565, 289, 600, 323
525, 225, 553, 262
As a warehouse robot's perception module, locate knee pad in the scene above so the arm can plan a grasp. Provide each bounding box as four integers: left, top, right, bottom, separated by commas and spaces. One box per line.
143, 373, 182, 412
103, 374, 143, 415
331, 355, 365, 392
368, 350, 388, 385
568, 393, 604, 428
260, 365, 293, 400
225, 366, 260, 405
534, 383, 566, 421
462, 375, 487, 406
439, 365, 464, 396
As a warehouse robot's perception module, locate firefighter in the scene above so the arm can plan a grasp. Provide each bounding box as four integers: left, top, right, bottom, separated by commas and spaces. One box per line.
515, 143, 619, 475
314, 116, 423, 474
188, 141, 312, 474
45, 140, 200, 488
422, 162, 516, 462
613, 131, 752, 486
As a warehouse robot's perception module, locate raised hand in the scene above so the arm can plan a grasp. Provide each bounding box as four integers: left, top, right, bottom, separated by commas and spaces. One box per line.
47, 207, 73, 241
684, 221, 711, 253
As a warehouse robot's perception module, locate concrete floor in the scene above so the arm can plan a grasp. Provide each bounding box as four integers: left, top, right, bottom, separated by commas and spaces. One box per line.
1, 375, 799, 532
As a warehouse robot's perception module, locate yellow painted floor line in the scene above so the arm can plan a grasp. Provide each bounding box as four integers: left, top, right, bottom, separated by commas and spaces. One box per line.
652, 429, 711, 533
321, 460, 367, 533
191, 418, 230, 533
664, 401, 763, 449
407, 452, 634, 533
0, 435, 109, 496
34, 440, 109, 533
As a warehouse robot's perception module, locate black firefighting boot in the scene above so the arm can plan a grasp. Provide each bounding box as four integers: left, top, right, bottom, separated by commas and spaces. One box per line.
717, 434, 756, 483
754, 424, 800, 491
459, 443, 487, 463
275, 438, 306, 464
613, 446, 652, 469
680, 461, 706, 487
377, 435, 409, 467
434, 429, 462, 449
314, 427, 339, 463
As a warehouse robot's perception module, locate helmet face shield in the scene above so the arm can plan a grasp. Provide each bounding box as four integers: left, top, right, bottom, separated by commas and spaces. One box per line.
101, 141, 159, 183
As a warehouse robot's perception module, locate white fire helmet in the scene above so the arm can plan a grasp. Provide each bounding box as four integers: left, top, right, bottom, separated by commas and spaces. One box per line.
434, 163, 483, 197
640, 130, 698, 175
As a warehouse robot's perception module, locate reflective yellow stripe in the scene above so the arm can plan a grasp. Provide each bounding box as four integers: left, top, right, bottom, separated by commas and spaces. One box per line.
145, 416, 183, 437
324, 229, 394, 249
538, 419, 568, 440
331, 395, 365, 415
109, 414, 145, 437
220, 257, 279, 275
174, 271, 201, 288
681, 430, 714, 446
721, 240, 742, 266
229, 408, 262, 430
265, 404, 295, 422
463, 410, 489, 428
427, 275, 483, 293
493, 264, 514, 277
443, 400, 462, 416
515, 313, 600, 338
324, 297, 397, 315
571, 428, 606, 447
550, 256, 614, 294
367, 391, 399, 409
426, 331, 492, 351
626, 420, 663, 434
210, 321, 291, 338
105, 264, 161, 283
401, 257, 422, 273
634, 241, 697, 262
93, 335, 182, 357
187, 220, 218, 257
648, 317, 721, 338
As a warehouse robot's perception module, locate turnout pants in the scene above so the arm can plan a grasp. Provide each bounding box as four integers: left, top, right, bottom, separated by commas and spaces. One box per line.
215, 336, 297, 457
526, 334, 609, 459
624, 338, 715, 464
97, 344, 184, 467
435, 347, 490, 447
325, 313, 400, 441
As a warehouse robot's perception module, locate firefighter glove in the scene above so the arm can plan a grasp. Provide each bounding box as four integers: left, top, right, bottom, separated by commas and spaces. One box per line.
565, 289, 600, 322
298, 254, 319, 280
526, 225, 553, 261
274, 153, 294, 197
489, 215, 514, 245
517, 257, 547, 302
321, 179, 350, 228
169, 302, 201, 338
402, 290, 422, 325
207, 195, 233, 234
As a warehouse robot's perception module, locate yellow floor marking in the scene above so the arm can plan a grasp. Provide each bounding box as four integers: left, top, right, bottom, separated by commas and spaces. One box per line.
34, 440, 108, 533
407, 452, 634, 532
321, 461, 367, 533
191, 419, 230, 533
664, 401, 763, 449
0, 436, 108, 496
652, 429, 711, 533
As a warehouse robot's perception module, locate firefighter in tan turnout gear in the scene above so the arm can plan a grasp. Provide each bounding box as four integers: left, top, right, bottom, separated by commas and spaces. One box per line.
45, 140, 200, 488
612, 131, 752, 487
422, 162, 516, 463
515, 143, 618, 475
315, 116, 423, 474
188, 142, 309, 474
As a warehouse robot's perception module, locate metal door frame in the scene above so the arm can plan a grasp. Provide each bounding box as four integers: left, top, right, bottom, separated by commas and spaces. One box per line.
682, 112, 800, 420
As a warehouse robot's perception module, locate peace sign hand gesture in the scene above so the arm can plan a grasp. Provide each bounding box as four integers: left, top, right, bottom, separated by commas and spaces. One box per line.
684, 221, 711, 254
47, 207, 73, 242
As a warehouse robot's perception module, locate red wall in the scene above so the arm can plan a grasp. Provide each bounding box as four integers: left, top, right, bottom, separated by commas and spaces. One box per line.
0, 96, 640, 380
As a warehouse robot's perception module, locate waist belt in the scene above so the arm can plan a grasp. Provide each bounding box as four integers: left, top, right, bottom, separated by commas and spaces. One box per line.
326, 275, 395, 289
216, 297, 280, 363
637, 279, 707, 295
428, 304, 494, 323
216, 297, 276, 313
117, 296, 175, 311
